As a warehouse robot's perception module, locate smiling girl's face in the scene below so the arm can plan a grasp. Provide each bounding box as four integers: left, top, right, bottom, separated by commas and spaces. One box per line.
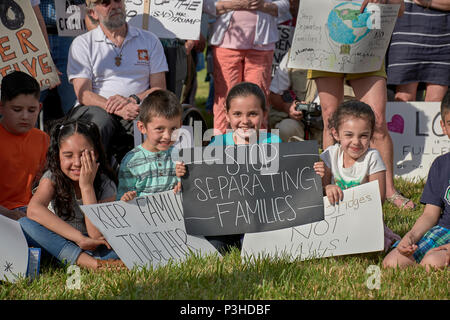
59, 133, 96, 182
332, 116, 372, 166
225, 94, 265, 144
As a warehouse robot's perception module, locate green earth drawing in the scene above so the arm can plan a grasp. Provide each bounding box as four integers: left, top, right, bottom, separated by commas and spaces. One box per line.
327, 2, 372, 45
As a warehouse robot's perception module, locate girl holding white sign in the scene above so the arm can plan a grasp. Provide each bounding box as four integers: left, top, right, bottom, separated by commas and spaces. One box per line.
313, 100, 401, 251
19, 120, 126, 270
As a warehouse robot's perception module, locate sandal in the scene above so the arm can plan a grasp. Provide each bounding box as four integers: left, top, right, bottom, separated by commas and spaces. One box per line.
387, 190, 416, 209
96, 259, 128, 272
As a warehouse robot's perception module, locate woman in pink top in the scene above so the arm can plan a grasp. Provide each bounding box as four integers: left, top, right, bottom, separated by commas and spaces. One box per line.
207, 0, 289, 134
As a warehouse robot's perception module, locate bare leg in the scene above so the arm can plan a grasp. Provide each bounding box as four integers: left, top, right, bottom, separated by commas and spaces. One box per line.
76, 252, 99, 269
425, 84, 448, 102
394, 82, 418, 101
420, 247, 449, 271
382, 248, 417, 269
350, 76, 414, 208
314, 77, 344, 150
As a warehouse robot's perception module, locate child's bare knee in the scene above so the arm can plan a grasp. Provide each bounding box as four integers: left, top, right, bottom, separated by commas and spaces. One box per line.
420, 252, 446, 270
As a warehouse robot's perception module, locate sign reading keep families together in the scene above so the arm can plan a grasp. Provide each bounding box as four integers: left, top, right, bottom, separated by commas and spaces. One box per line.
0, 0, 59, 89
81, 191, 218, 270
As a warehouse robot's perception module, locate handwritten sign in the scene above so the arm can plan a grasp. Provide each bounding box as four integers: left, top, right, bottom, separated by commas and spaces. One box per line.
125, 0, 149, 29
180, 141, 324, 236
0, 215, 29, 282
288, 0, 399, 73
81, 191, 219, 270
242, 180, 384, 261
386, 102, 448, 180
0, 0, 59, 89
55, 1, 87, 37
148, 0, 203, 39
272, 24, 294, 76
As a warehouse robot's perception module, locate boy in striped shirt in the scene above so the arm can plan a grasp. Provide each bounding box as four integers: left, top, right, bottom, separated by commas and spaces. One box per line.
117, 90, 182, 201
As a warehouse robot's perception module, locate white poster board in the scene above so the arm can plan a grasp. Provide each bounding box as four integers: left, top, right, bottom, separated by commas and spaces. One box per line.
386, 102, 448, 180
125, 0, 148, 29
288, 0, 399, 73
55, 1, 87, 37
81, 190, 219, 270
0, 215, 29, 282
0, 0, 60, 89
242, 181, 384, 261
148, 0, 203, 39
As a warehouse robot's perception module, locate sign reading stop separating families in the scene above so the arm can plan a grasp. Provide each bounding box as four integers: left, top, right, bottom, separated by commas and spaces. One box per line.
0, 0, 59, 89
180, 141, 324, 236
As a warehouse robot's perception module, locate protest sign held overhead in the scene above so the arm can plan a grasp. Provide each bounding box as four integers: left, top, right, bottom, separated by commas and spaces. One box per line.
148, 0, 203, 39
0, 215, 29, 282
386, 102, 449, 180
81, 191, 219, 270
180, 140, 324, 236
288, 0, 399, 73
54, 1, 87, 37
242, 181, 385, 261
0, 0, 59, 89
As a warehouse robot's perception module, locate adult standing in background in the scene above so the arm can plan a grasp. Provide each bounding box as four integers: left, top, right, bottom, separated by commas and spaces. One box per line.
67, 0, 168, 162
309, 0, 416, 209
205, 0, 290, 134
387, 0, 450, 102
38, 0, 81, 116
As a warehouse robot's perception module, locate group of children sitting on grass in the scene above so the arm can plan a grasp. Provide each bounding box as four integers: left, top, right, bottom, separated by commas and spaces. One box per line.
1, 71, 449, 272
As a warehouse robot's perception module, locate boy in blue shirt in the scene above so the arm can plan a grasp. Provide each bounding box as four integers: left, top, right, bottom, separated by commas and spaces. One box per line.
117, 90, 182, 201
383, 91, 450, 270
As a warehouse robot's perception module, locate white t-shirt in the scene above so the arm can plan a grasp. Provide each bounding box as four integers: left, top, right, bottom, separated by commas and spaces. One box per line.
67, 25, 168, 100
30, 0, 40, 6
320, 143, 386, 190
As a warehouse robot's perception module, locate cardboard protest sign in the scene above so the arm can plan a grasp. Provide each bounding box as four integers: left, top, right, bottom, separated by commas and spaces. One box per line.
386, 102, 448, 180
180, 140, 324, 236
241, 180, 384, 261
125, 0, 149, 30
54, 1, 87, 37
81, 191, 219, 270
148, 0, 203, 39
0, 215, 29, 282
272, 23, 294, 76
0, 0, 59, 89
288, 0, 399, 73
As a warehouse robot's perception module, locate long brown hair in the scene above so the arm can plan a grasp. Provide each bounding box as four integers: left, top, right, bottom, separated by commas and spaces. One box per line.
45, 119, 117, 220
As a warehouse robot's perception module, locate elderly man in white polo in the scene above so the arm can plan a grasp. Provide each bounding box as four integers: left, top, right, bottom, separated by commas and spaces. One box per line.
67, 0, 168, 161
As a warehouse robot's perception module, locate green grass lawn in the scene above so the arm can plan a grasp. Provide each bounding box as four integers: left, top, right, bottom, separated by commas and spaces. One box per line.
1, 73, 448, 301
2, 178, 448, 300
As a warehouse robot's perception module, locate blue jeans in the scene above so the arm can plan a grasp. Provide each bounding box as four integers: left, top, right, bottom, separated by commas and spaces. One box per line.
19, 217, 119, 265
40, 35, 77, 114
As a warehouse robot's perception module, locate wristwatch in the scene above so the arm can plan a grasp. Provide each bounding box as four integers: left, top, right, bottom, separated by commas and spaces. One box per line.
129, 94, 141, 105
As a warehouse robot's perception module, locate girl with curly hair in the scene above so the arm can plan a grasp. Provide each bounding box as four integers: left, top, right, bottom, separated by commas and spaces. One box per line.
19, 119, 125, 270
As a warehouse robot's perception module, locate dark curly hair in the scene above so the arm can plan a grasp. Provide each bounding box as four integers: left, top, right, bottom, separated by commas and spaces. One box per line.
45, 119, 117, 220
328, 100, 376, 142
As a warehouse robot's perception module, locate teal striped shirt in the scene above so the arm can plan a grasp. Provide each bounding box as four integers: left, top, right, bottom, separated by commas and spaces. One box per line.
117, 145, 179, 200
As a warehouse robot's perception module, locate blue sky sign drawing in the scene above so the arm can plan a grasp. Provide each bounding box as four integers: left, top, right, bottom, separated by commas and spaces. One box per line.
288, 0, 398, 73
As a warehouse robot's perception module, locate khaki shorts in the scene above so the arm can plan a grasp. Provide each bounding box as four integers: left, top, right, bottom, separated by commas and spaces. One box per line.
307, 61, 387, 80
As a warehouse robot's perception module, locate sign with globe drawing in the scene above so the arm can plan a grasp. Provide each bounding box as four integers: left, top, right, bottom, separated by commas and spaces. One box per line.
288, 0, 400, 73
